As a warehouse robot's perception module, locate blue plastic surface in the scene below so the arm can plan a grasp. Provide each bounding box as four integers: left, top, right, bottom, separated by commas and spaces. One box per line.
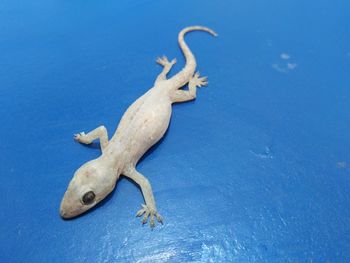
1, 0, 350, 262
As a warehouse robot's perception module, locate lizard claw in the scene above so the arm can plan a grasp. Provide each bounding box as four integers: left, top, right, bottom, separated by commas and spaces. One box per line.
189, 71, 208, 87
136, 204, 163, 228
156, 56, 176, 67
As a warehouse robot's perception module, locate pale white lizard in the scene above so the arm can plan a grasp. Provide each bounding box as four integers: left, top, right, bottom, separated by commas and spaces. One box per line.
60, 26, 217, 227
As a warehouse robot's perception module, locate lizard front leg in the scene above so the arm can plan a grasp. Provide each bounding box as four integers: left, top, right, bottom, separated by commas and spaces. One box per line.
123, 166, 162, 228
74, 125, 109, 152
155, 56, 177, 85
170, 72, 208, 103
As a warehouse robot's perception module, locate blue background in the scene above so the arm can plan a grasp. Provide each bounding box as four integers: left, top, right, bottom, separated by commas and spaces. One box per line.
1, 0, 350, 262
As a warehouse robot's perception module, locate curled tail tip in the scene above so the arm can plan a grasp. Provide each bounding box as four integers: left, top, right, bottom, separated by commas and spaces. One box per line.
211, 30, 218, 37
204, 27, 218, 37
198, 26, 218, 37
180, 26, 218, 37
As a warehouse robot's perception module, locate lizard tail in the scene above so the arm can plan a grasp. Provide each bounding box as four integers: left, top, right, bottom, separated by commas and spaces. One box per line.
172, 26, 217, 87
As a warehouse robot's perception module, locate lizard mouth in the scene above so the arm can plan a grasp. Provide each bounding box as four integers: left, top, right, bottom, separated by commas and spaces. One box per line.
60, 208, 73, 219
60, 201, 78, 219
60, 201, 88, 219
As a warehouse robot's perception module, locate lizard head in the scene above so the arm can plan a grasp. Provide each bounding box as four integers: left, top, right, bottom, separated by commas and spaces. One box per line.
60, 158, 117, 219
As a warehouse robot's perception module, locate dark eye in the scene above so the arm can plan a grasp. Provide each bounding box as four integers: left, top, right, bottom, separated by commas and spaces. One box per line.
82, 191, 95, 205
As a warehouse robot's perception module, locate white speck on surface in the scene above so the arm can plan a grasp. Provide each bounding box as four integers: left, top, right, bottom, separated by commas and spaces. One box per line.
280, 53, 290, 60
250, 146, 274, 159
272, 63, 288, 73
272, 53, 297, 73
336, 161, 347, 169
272, 62, 297, 73
287, 63, 297, 70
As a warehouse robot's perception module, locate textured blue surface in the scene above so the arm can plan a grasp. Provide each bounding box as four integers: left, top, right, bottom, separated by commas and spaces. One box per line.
1, 0, 350, 262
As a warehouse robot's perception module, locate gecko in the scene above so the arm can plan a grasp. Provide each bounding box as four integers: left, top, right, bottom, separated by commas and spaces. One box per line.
60, 26, 217, 227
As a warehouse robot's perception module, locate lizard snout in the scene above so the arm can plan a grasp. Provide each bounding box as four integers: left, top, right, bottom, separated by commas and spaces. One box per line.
60, 207, 69, 219
60, 198, 74, 219
60, 191, 83, 219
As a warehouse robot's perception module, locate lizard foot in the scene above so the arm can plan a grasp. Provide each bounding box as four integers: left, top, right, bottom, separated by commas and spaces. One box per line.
189, 72, 208, 87
74, 132, 90, 144
156, 56, 176, 67
136, 204, 163, 228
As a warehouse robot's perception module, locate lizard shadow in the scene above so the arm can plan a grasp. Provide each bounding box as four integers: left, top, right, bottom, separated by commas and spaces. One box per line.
78, 141, 101, 150
138, 127, 169, 164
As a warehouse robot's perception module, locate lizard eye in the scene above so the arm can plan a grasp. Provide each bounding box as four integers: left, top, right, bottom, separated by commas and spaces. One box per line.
82, 191, 95, 205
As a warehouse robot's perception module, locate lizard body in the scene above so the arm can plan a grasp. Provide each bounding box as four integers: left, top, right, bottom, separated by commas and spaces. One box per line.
60, 26, 217, 227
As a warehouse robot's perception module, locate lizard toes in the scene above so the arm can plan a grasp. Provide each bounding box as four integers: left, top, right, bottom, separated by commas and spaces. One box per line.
150, 214, 155, 228
74, 132, 85, 141
156, 213, 163, 224
137, 204, 162, 228
136, 208, 146, 217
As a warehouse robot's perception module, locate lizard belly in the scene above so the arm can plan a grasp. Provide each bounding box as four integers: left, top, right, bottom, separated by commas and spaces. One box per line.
130, 102, 172, 161
113, 89, 172, 163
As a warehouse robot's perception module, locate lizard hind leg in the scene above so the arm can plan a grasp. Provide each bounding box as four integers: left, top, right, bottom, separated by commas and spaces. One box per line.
155, 56, 177, 84
156, 55, 177, 67
170, 72, 208, 103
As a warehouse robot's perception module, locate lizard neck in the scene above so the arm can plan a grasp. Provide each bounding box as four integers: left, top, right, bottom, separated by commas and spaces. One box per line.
100, 141, 130, 176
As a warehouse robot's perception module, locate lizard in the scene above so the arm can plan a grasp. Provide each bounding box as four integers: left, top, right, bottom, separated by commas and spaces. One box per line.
60, 26, 217, 227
